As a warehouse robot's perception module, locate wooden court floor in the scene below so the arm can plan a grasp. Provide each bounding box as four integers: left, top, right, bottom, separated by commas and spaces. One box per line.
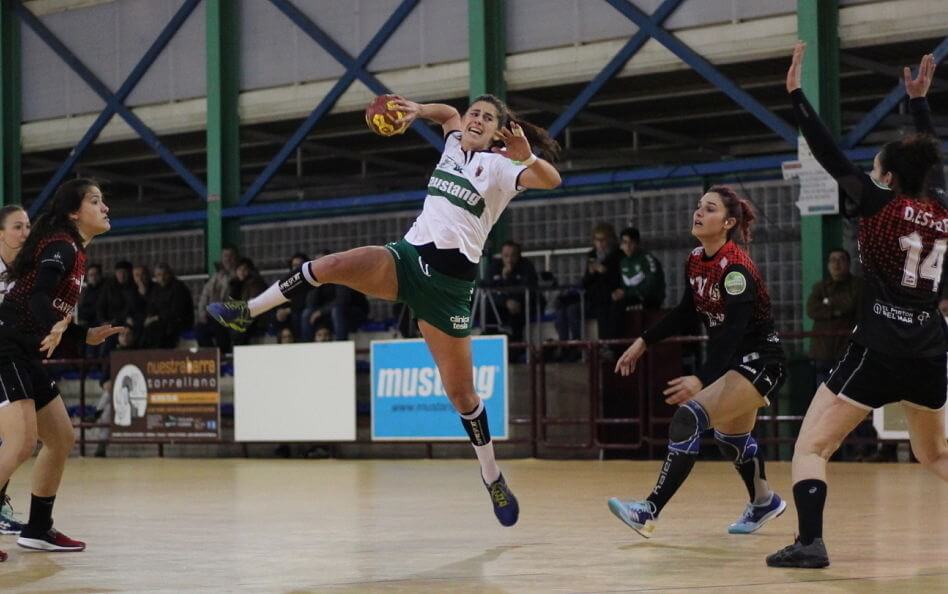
0, 458, 945, 593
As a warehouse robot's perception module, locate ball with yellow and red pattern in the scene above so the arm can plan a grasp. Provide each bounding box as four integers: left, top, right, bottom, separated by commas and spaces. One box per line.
365, 94, 409, 137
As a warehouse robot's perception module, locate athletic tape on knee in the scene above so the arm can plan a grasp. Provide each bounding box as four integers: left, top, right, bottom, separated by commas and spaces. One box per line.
668, 400, 709, 455
459, 400, 491, 446
714, 430, 759, 465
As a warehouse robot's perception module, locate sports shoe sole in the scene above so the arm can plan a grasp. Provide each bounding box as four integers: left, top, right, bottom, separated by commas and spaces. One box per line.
607, 498, 656, 539
766, 556, 830, 569
0, 527, 21, 535
728, 498, 788, 534
16, 537, 85, 552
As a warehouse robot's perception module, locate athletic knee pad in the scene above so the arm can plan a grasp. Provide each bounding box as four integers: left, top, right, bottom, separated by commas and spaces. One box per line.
714, 430, 759, 465
668, 400, 710, 455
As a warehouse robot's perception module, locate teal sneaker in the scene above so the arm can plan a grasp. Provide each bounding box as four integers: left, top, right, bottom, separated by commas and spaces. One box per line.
0, 496, 23, 535
206, 300, 253, 333
728, 493, 787, 534
607, 497, 657, 538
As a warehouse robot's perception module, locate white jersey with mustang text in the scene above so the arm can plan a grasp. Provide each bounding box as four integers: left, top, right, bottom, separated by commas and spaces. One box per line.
404, 130, 528, 263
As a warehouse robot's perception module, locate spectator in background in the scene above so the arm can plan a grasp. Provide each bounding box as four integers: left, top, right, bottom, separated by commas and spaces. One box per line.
582, 223, 622, 340
229, 257, 267, 345
272, 252, 310, 336
77, 263, 105, 358
130, 264, 153, 338
76, 263, 103, 327
196, 245, 238, 353
806, 248, 863, 387
97, 260, 136, 357
484, 240, 538, 345
276, 326, 295, 344
611, 227, 666, 312
313, 324, 333, 343
141, 263, 195, 348
300, 261, 369, 342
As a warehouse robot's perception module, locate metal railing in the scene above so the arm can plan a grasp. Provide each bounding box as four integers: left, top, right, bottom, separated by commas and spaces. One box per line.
46, 330, 886, 461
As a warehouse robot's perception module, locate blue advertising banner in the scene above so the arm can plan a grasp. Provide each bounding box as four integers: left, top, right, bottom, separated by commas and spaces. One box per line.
371, 336, 508, 440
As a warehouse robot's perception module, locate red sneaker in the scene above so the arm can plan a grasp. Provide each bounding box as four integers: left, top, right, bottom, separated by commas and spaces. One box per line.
0, 548, 7, 562
17, 527, 86, 552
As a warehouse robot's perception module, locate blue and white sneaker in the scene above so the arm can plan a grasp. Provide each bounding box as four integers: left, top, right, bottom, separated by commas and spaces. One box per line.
484, 473, 519, 527
0, 496, 23, 535
206, 300, 253, 333
728, 492, 787, 534
607, 498, 657, 538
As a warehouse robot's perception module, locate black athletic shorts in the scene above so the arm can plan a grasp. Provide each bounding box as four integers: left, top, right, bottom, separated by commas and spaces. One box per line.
731, 354, 786, 406
0, 355, 61, 411
825, 341, 947, 411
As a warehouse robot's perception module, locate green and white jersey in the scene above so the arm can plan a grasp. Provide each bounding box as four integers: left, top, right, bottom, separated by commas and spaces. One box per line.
405, 130, 528, 263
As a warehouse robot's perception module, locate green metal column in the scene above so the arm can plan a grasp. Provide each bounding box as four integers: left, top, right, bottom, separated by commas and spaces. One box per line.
205, 0, 241, 273
798, 0, 843, 332
469, 0, 507, 271
0, 0, 21, 207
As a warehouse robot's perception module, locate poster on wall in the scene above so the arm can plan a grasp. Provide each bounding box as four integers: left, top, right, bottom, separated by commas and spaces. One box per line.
109, 349, 221, 441
371, 335, 508, 441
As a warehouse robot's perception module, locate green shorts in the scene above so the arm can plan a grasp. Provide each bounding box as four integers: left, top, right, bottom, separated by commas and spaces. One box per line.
385, 239, 476, 338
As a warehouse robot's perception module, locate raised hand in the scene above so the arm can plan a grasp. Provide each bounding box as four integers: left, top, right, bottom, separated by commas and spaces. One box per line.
86, 324, 127, 346
786, 41, 806, 93
390, 96, 421, 127
905, 53, 936, 99
491, 122, 533, 162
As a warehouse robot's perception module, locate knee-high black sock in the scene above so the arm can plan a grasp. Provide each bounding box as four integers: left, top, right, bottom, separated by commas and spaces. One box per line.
793, 479, 827, 545
734, 451, 771, 504
646, 450, 697, 515
27, 494, 56, 533
714, 432, 771, 504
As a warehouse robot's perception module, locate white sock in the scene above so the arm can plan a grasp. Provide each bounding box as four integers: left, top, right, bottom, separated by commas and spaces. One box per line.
460, 400, 501, 483
473, 442, 501, 484
247, 281, 288, 317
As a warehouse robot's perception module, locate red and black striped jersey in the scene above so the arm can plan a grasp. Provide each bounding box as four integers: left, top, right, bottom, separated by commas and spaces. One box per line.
686, 242, 782, 366
644, 240, 783, 386
854, 195, 948, 356
686, 241, 772, 329
0, 232, 86, 353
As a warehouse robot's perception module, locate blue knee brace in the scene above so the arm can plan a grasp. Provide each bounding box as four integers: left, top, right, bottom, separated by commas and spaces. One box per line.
668, 400, 710, 455
714, 430, 758, 465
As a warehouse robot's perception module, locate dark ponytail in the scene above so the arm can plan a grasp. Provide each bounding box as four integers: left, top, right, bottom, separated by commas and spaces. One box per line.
8, 178, 97, 282
708, 185, 756, 245
879, 133, 942, 198
470, 94, 562, 162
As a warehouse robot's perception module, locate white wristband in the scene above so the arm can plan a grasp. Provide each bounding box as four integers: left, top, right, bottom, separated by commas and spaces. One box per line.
519, 153, 537, 167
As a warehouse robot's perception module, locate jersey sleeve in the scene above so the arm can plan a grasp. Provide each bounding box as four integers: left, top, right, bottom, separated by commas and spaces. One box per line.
38, 240, 75, 274
790, 89, 893, 217
29, 241, 77, 334
491, 155, 529, 195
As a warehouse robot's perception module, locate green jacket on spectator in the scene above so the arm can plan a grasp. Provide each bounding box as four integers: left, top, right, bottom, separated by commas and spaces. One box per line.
619, 251, 665, 309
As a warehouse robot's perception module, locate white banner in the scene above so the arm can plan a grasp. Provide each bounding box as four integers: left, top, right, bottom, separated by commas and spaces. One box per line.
783, 136, 840, 216
234, 342, 356, 441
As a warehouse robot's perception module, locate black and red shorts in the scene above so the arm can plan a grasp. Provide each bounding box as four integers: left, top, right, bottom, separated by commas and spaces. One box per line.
0, 355, 60, 411
825, 341, 947, 411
